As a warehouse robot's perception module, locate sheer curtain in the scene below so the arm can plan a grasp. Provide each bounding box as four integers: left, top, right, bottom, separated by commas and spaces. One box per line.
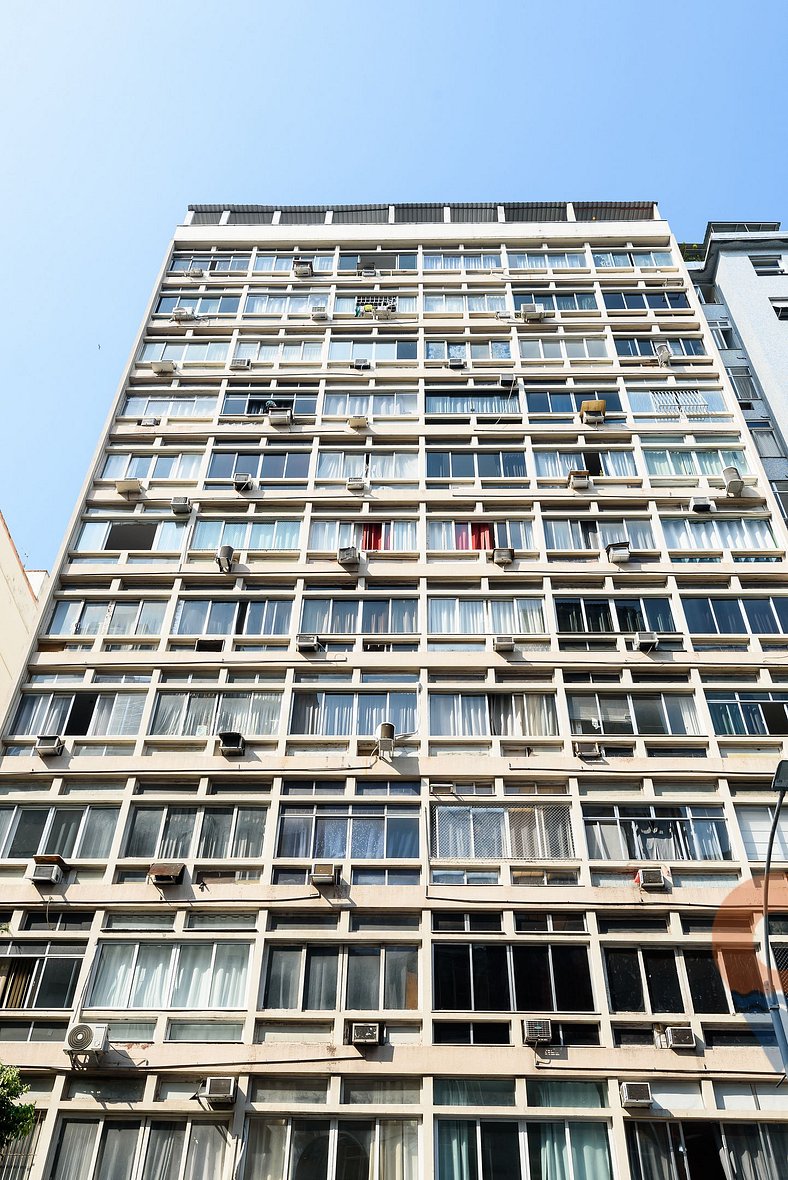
380, 1120, 418, 1180
141, 1122, 185, 1180
94, 1122, 138, 1180
569, 1123, 612, 1180
243, 1121, 287, 1180
304, 948, 338, 1009
130, 944, 172, 1007
603, 450, 637, 477
151, 694, 187, 736
172, 945, 213, 1008
626, 1124, 673, 1180
90, 945, 133, 1007
437, 1121, 475, 1180
51, 1121, 99, 1180
183, 1124, 227, 1180
264, 948, 300, 1008
529, 1122, 569, 1180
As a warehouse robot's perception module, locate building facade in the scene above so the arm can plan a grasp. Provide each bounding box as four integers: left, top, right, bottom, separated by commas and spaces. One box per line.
684, 222, 788, 516
0, 510, 47, 714
1, 201, 788, 1180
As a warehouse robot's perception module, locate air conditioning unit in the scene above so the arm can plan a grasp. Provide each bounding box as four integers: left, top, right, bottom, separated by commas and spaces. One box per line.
218, 731, 245, 756
492, 547, 514, 566
580, 399, 607, 424
297, 633, 321, 652
170, 307, 196, 322
171, 497, 192, 516
293, 260, 313, 277
215, 544, 235, 573
656, 345, 673, 367
723, 465, 744, 496
664, 1026, 695, 1050
520, 304, 551, 321
151, 360, 176, 375
690, 496, 714, 514
148, 862, 185, 886
568, 469, 591, 490
268, 407, 292, 427
632, 631, 659, 653
494, 635, 516, 653
430, 782, 455, 795
376, 721, 396, 753
621, 1082, 653, 1108
311, 306, 328, 321
114, 477, 143, 497
351, 358, 371, 371
448, 357, 465, 369
348, 415, 369, 430
66, 1023, 109, 1056
311, 863, 340, 888
351, 1021, 382, 1046
636, 867, 668, 890
29, 858, 66, 885
139, 417, 160, 427
35, 734, 64, 758
375, 305, 395, 320
346, 476, 367, 492
606, 540, 631, 564
524, 1019, 553, 1044
229, 357, 252, 371
198, 1077, 237, 1106
573, 741, 602, 760
187, 268, 206, 279
233, 472, 254, 492
338, 545, 360, 567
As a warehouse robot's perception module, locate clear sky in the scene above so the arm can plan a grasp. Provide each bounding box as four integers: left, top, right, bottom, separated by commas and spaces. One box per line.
1, 0, 786, 570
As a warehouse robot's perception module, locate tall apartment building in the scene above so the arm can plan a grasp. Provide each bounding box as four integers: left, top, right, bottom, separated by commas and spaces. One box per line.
0, 510, 47, 714
1, 201, 788, 1180
684, 222, 788, 515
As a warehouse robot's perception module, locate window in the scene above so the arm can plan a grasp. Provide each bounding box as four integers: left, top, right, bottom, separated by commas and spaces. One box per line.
101, 451, 201, 481
706, 691, 788, 736
735, 807, 788, 861
727, 365, 758, 401
171, 250, 250, 273
663, 517, 777, 553
316, 450, 418, 482
289, 692, 416, 737
121, 393, 216, 419
752, 428, 785, 458
436, 1120, 612, 1180
0, 941, 84, 1009
428, 597, 544, 635
243, 1118, 418, 1180
627, 388, 727, 419
427, 520, 533, 551
123, 805, 265, 859
425, 387, 522, 416
615, 337, 705, 359
257, 252, 334, 272
567, 693, 699, 737
644, 446, 749, 478
749, 255, 784, 275
327, 340, 417, 363
149, 691, 281, 737
173, 598, 292, 637
519, 336, 607, 360
335, 293, 417, 315
430, 803, 573, 860
10, 692, 144, 738
277, 805, 419, 859
605, 947, 683, 1013
425, 340, 511, 362
139, 340, 230, 366
156, 292, 240, 316
308, 519, 416, 552
323, 389, 418, 418
222, 388, 318, 417
709, 321, 739, 349
191, 518, 301, 551
627, 1120, 788, 1180
89, 941, 250, 1008
263, 945, 417, 1010
208, 449, 310, 482
515, 291, 598, 312
433, 942, 593, 1011
244, 291, 331, 316
584, 804, 730, 861
772, 301, 788, 321
508, 251, 587, 269
429, 694, 558, 738
424, 292, 507, 314
534, 449, 636, 478
555, 597, 674, 634
0, 805, 117, 860
301, 598, 418, 635
603, 290, 688, 311
544, 518, 654, 550
233, 338, 323, 365
593, 249, 673, 268
683, 596, 788, 635
424, 252, 501, 270
50, 1119, 227, 1180
74, 518, 187, 554
427, 450, 527, 482
525, 388, 623, 416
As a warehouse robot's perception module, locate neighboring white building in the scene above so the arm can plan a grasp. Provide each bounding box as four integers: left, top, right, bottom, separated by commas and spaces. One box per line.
0, 202, 787, 1180
0, 511, 46, 712
685, 222, 788, 514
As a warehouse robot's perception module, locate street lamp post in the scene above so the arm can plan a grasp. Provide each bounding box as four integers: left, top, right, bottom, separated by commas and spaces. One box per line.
763, 759, 788, 1077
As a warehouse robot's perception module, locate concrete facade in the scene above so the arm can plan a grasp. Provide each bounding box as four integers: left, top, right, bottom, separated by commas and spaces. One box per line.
0, 511, 46, 714
0, 203, 787, 1180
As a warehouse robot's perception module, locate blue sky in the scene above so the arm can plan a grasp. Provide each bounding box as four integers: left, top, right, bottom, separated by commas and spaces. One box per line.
1, 0, 786, 569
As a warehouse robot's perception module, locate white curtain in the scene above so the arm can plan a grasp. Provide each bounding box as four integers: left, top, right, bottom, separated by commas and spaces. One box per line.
51, 1121, 99, 1180
210, 942, 249, 1007
151, 694, 186, 736
90, 945, 134, 1007
141, 1122, 185, 1180
603, 450, 637, 477
130, 944, 172, 1008
265, 948, 300, 1009
435, 808, 471, 858
531, 1122, 569, 1180
172, 944, 213, 1008
569, 1123, 612, 1180
243, 1121, 287, 1180
437, 1121, 475, 1180
94, 1123, 138, 1180
183, 1124, 227, 1180
304, 948, 338, 1010
316, 452, 347, 479
380, 1120, 418, 1180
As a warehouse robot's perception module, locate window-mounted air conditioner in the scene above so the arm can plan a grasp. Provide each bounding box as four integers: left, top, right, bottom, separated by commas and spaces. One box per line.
690, 496, 714, 514
376, 722, 396, 753
311, 306, 328, 321
198, 1077, 237, 1106
148, 862, 185, 887
138, 417, 160, 427
664, 1026, 695, 1050
171, 497, 192, 516
580, 399, 606, 425
448, 357, 465, 370
218, 731, 245, 757
170, 307, 196, 322
186, 268, 206, 280
346, 476, 367, 492
215, 545, 235, 573
233, 472, 254, 493
636, 867, 668, 890
567, 469, 591, 490
297, 633, 321, 652
493, 635, 516, 653
268, 407, 292, 427
338, 545, 360, 567
375, 305, 395, 320
606, 540, 631, 564
229, 357, 252, 371
35, 735, 64, 758
519, 303, 552, 322
351, 358, 371, 371
151, 360, 176, 375
620, 1082, 652, 1108
723, 465, 744, 496
492, 547, 514, 566
632, 631, 659, 653
29, 855, 67, 885
115, 477, 143, 497
66, 1022, 109, 1056
573, 741, 602, 760
351, 1022, 382, 1046
524, 1019, 552, 1044
348, 415, 369, 430
495, 310, 513, 321
311, 863, 340, 888
293, 260, 313, 277
656, 345, 673, 367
